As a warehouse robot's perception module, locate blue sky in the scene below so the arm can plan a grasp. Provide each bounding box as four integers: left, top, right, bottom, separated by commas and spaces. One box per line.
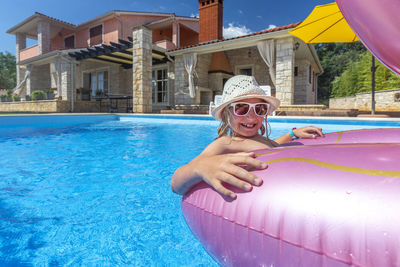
1, 0, 332, 55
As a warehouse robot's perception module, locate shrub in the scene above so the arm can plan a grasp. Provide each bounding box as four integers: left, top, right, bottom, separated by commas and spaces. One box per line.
31, 90, 46, 100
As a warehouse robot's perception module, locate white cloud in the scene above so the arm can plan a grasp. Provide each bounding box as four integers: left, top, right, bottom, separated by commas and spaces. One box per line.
267, 24, 277, 30
257, 15, 263, 19
190, 13, 199, 18
238, 9, 243, 14
223, 23, 253, 38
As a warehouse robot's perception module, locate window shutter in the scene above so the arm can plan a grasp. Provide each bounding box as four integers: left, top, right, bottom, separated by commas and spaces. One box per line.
90, 25, 103, 46
64, 35, 75, 49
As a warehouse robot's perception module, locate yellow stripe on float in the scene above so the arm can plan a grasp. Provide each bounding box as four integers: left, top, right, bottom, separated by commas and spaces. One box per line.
265, 157, 400, 177
255, 147, 295, 157
335, 132, 343, 143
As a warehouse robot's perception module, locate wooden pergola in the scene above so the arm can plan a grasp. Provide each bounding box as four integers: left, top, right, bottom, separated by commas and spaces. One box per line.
68, 37, 169, 68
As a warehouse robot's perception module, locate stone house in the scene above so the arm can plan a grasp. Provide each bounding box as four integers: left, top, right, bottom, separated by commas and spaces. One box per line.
6, 0, 322, 113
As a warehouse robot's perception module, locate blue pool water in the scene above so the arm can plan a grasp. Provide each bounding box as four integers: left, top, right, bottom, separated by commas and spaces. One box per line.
0, 115, 399, 266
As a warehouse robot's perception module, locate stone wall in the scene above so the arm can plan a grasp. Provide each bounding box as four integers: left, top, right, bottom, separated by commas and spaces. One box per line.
29, 64, 51, 93
173, 47, 272, 106
167, 61, 175, 107
0, 100, 70, 113
0, 100, 125, 113
293, 60, 316, 104
61, 62, 71, 100
208, 72, 232, 95
37, 21, 51, 55
329, 88, 400, 111
132, 26, 152, 113
275, 38, 294, 105
225, 47, 270, 86
196, 53, 212, 88
16, 33, 26, 84
74, 59, 133, 98
329, 96, 357, 109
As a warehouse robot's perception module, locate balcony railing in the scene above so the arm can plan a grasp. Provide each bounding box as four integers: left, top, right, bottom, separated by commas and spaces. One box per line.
19, 45, 39, 61
154, 39, 176, 50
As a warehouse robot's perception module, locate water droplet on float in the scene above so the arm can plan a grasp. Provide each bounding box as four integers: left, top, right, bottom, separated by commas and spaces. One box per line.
383, 232, 388, 236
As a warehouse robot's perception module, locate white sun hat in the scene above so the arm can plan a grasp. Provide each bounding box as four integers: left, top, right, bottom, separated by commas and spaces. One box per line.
211, 75, 280, 121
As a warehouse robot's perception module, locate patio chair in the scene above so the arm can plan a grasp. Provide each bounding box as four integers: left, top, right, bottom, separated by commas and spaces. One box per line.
209, 95, 222, 115
260, 85, 276, 116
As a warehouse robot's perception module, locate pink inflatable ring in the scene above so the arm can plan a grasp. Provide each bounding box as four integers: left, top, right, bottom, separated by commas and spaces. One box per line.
286, 128, 400, 146
182, 130, 400, 266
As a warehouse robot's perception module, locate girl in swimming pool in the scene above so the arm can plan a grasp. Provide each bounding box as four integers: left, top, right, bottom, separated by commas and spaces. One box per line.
171, 75, 323, 199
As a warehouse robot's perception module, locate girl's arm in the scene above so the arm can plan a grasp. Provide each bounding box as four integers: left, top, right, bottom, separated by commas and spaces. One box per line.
274, 126, 324, 144
171, 139, 267, 198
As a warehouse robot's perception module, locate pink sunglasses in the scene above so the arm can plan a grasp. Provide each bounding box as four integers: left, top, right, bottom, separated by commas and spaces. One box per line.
229, 102, 270, 117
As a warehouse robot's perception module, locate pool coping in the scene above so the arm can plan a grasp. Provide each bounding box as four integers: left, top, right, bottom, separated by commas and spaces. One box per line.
1, 112, 400, 122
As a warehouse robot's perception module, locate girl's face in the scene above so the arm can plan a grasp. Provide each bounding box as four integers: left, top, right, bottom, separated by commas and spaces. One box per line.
228, 98, 266, 137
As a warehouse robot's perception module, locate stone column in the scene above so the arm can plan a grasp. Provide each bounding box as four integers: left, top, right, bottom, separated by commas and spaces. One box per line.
173, 55, 187, 105
38, 21, 51, 55
172, 21, 180, 48
26, 70, 31, 96
61, 61, 72, 100
132, 26, 152, 113
16, 33, 26, 84
275, 38, 295, 105
167, 61, 175, 107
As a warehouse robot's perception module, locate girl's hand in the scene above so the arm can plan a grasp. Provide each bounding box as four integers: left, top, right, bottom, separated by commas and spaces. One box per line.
190, 152, 267, 199
293, 126, 324, 139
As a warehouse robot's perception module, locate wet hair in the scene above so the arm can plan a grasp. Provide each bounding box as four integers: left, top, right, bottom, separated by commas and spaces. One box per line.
216, 106, 271, 139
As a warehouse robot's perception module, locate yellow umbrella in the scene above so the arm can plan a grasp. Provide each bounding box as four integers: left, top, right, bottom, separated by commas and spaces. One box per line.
289, 2, 358, 43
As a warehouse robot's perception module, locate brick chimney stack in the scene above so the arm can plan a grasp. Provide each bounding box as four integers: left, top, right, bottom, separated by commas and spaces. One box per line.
198, 0, 223, 43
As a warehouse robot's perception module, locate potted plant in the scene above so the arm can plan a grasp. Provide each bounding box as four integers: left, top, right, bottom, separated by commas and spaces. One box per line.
80, 88, 91, 101
6, 89, 12, 102
31, 90, 46, 101
45, 89, 55, 100
0, 94, 7, 102
95, 89, 104, 97
25, 95, 31, 101
12, 95, 21, 102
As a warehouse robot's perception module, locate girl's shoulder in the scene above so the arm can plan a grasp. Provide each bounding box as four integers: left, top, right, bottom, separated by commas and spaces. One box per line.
214, 135, 277, 153
200, 136, 233, 156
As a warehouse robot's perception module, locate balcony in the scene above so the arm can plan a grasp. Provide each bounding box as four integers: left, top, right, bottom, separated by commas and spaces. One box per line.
154, 39, 176, 50
19, 45, 39, 62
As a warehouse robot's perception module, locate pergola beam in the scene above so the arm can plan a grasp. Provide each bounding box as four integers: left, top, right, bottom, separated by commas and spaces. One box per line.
68, 37, 166, 69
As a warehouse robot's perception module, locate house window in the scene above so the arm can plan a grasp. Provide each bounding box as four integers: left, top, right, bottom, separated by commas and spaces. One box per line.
294, 66, 298, 76
309, 65, 312, 84
152, 69, 168, 104
64, 35, 75, 49
83, 71, 109, 96
238, 68, 252, 76
89, 25, 103, 46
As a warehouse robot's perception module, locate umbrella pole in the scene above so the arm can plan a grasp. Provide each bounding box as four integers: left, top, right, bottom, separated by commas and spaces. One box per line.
371, 55, 376, 115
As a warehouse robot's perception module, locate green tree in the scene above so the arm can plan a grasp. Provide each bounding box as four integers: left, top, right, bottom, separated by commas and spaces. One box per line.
315, 42, 366, 102
0, 51, 16, 89
331, 51, 400, 97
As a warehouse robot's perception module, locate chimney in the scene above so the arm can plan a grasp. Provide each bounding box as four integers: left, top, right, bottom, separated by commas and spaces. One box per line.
198, 0, 223, 43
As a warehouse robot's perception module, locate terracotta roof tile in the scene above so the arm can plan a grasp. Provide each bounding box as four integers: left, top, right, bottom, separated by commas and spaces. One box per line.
167, 22, 301, 52
35, 12, 76, 27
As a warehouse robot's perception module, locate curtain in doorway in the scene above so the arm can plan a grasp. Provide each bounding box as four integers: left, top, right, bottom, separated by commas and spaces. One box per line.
257, 40, 275, 86
13, 64, 33, 96
183, 53, 197, 98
